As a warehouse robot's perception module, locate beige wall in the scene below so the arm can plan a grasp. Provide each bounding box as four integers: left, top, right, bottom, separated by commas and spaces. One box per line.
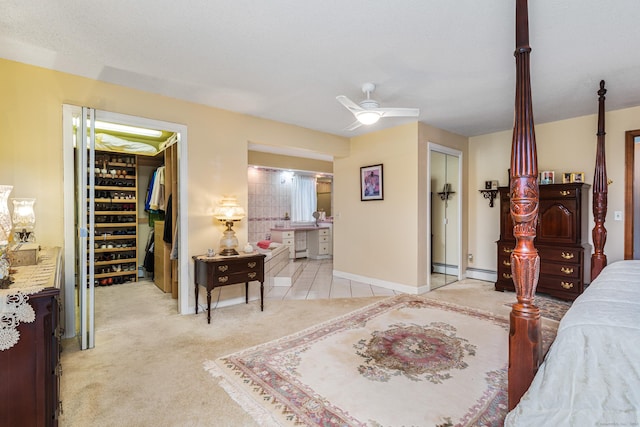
0, 58, 349, 269
333, 122, 468, 292
469, 106, 640, 275
248, 151, 333, 173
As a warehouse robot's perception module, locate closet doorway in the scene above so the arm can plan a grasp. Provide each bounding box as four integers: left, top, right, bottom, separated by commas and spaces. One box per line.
62, 106, 188, 349
428, 143, 462, 290
624, 130, 640, 259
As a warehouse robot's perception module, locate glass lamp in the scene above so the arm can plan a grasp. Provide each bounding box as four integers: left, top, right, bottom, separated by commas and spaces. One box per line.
12, 198, 36, 242
213, 197, 246, 256
0, 185, 13, 287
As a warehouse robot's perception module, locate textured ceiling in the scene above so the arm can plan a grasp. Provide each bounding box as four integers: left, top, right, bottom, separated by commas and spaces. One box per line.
2, 0, 640, 141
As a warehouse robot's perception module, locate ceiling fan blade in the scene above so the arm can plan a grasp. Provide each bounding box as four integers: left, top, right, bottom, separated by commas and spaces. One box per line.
345, 120, 363, 131
377, 107, 420, 118
336, 95, 363, 114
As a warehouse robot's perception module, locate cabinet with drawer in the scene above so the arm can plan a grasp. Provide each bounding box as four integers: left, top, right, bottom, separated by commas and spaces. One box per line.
495, 183, 591, 300
271, 229, 295, 259
308, 227, 332, 259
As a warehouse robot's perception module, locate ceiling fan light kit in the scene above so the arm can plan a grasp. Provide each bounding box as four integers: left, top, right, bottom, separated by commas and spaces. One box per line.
336, 82, 419, 130
356, 110, 381, 125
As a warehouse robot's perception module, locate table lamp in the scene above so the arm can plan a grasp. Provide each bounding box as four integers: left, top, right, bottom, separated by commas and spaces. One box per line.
12, 198, 36, 242
213, 197, 245, 256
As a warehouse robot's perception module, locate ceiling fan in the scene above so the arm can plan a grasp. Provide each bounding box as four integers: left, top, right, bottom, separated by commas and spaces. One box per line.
336, 83, 420, 131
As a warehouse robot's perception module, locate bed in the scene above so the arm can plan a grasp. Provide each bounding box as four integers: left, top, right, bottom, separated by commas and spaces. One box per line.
505, 260, 640, 425
507, 0, 619, 418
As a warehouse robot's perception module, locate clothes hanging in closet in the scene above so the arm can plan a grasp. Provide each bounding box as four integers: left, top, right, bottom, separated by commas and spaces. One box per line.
145, 166, 165, 226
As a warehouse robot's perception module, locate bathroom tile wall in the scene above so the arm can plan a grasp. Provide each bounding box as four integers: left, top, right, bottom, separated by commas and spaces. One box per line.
247, 168, 292, 243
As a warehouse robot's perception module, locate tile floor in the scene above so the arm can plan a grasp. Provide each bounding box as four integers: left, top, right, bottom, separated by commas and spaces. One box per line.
263, 258, 451, 300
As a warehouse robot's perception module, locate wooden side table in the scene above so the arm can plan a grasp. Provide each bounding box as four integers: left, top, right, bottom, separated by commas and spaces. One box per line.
192, 252, 266, 323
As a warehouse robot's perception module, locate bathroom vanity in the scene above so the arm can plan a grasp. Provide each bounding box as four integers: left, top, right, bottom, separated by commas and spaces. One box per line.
271, 225, 332, 260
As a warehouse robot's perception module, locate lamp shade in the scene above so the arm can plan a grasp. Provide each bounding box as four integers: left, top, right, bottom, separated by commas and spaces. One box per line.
213, 197, 246, 222
12, 198, 36, 230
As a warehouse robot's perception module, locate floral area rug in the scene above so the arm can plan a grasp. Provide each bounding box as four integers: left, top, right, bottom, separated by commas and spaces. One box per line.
204, 294, 555, 427
504, 294, 573, 322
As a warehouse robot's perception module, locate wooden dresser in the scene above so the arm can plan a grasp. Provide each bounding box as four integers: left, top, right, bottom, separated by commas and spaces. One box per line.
0, 247, 62, 426
495, 183, 591, 300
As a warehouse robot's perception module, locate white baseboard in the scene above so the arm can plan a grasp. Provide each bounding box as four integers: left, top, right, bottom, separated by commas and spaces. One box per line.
333, 270, 429, 294
465, 267, 497, 282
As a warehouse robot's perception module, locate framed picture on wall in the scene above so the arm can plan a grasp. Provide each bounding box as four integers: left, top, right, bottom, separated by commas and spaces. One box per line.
360, 164, 383, 201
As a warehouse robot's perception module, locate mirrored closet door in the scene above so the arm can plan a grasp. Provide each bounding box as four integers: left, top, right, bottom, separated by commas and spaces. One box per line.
429, 144, 461, 289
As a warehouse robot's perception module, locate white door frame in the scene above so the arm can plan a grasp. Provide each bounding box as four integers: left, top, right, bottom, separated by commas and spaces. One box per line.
62, 105, 190, 340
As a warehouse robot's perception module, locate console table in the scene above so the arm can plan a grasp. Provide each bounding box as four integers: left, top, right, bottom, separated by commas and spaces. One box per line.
193, 252, 266, 323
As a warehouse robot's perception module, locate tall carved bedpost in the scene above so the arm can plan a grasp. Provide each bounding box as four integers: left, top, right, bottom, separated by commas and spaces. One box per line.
591, 80, 608, 281
508, 0, 542, 410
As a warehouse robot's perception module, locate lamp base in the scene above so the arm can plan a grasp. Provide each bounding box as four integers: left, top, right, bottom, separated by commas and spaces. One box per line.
218, 248, 239, 256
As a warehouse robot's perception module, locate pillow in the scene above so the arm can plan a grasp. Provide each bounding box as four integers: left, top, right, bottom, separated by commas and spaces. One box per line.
257, 240, 271, 249
268, 242, 282, 249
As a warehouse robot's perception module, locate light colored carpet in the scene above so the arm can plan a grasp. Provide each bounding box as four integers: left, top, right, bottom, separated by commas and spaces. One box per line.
205, 294, 556, 426
59, 279, 557, 426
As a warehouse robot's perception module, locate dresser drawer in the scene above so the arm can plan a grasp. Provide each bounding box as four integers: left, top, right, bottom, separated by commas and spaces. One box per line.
538, 246, 582, 264
540, 261, 580, 278
538, 276, 583, 299
213, 259, 263, 275
215, 270, 262, 285
318, 228, 329, 236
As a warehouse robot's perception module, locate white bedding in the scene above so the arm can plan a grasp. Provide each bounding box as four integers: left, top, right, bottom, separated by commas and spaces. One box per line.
505, 260, 640, 426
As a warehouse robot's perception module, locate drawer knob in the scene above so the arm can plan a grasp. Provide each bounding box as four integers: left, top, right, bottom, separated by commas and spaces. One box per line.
503, 247, 513, 254
503, 260, 511, 267
248, 262, 257, 268
218, 276, 229, 283
561, 281, 574, 289
561, 267, 574, 274
502, 273, 512, 279
561, 252, 574, 260
248, 272, 257, 279
217, 265, 228, 272
559, 190, 571, 196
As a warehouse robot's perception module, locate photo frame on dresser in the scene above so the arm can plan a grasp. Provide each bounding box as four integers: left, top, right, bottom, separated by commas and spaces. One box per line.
571, 172, 585, 183
360, 164, 383, 201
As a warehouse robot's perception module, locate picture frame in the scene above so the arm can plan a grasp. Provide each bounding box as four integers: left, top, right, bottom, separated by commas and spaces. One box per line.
562, 172, 572, 184
360, 164, 383, 201
571, 172, 585, 183
540, 170, 555, 185
484, 180, 493, 190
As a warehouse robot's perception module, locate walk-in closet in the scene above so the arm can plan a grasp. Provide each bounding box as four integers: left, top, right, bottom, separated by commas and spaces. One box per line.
63, 105, 186, 349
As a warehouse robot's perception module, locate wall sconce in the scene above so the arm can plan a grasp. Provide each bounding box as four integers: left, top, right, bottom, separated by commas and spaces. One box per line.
213, 197, 246, 256
12, 198, 36, 242
438, 183, 455, 201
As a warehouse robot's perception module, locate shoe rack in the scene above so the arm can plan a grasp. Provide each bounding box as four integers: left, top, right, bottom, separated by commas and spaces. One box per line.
91, 151, 139, 286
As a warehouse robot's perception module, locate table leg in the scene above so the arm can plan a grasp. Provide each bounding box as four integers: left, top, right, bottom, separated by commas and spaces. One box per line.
207, 289, 212, 324
195, 283, 199, 315
260, 281, 264, 311
245, 282, 249, 304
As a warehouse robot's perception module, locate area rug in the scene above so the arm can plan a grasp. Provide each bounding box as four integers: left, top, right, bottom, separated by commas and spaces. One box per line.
504, 294, 573, 322
204, 294, 555, 427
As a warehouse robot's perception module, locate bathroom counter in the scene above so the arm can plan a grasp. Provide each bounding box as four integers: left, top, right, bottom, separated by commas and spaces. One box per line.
270, 226, 332, 259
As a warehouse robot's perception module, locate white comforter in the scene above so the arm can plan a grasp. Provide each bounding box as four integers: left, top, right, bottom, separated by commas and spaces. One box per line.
505, 260, 640, 426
